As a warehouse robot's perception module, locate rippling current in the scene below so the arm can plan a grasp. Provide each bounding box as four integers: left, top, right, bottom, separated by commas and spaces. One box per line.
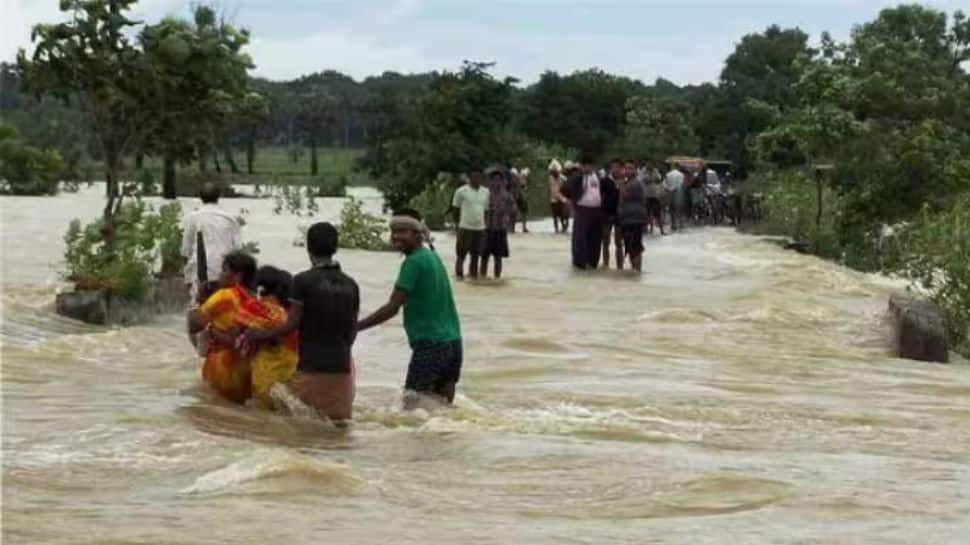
2, 186, 969, 544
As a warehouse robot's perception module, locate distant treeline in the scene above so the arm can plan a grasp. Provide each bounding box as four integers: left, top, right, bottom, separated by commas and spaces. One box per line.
0, 22, 811, 180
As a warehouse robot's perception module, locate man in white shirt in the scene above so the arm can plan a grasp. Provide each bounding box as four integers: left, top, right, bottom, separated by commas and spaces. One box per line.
181, 182, 242, 300
664, 165, 686, 232
451, 171, 490, 279
564, 156, 605, 270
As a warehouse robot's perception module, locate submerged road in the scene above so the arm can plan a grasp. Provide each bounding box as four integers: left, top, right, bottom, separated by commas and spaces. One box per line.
3, 186, 969, 544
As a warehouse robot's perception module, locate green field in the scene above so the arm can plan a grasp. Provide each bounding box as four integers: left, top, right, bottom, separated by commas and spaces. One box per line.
82, 146, 372, 190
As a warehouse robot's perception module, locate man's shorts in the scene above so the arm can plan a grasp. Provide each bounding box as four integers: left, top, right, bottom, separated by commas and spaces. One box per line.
405, 339, 463, 394
456, 228, 484, 256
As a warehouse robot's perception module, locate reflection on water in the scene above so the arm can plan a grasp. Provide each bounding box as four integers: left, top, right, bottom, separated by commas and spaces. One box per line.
3, 188, 970, 544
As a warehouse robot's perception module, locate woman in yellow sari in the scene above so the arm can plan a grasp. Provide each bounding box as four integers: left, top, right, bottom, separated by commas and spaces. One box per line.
237, 266, 299, 409
188, 251, 257, 404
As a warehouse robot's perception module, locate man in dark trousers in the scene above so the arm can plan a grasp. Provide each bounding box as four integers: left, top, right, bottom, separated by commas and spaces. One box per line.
563, 155, 605, 270
357, 209, 463, 408
599, 158, 622, 269
240, 222, 360, 422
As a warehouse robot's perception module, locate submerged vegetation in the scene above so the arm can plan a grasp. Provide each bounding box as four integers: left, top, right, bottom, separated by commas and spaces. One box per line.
338, 197, 393, 252
64, 201, 184, 301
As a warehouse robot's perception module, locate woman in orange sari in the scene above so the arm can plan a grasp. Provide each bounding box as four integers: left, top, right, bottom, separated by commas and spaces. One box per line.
188, 251, 258, 404
236, 266, 299, 409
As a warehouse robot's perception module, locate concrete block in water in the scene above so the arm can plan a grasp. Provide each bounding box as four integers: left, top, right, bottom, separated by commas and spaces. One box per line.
888, 294, 949, 363
55, 276, 189, 326
55, 289, 109, 325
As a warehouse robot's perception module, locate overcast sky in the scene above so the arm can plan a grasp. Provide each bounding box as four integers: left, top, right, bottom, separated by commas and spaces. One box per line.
3, 0, 966, 85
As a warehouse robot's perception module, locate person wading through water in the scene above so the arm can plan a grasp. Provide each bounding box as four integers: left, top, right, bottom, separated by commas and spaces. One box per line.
617, 159, 648, 272
451, 172, 490, 280
563, 155, 605, 270
643, 161, 666, 235
664, 163, 686, 232
237, 265, 299, 410
357, 209, 463, 408
599, 158, 622, 269
480, 169, 517, 279
240, 223, 359, 422
187, 251, 257, 404
181, 182, 242, 355
181, 182, 242, 303
507, 167, 530, 234
547, 159, 569, 234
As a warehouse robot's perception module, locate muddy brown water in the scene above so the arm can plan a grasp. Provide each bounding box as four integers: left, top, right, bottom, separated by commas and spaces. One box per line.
3, 186, 968, 544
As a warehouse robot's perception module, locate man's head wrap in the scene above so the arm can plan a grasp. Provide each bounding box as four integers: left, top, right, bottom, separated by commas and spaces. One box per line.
390, 214, 434, 249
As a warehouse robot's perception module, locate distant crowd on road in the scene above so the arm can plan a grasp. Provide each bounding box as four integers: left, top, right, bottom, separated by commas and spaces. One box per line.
449, 156, 742, 276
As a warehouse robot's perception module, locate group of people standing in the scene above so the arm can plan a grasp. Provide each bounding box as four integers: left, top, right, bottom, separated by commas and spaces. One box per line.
552, 157, 658, 272
450, 167, 530, 280
547, 156, 731, 272
182, 183, 462, 423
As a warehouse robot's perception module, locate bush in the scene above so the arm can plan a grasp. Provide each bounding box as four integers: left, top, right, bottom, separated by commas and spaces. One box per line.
313, 174, 348, 197
146, 202, 185, 275
743, 167, 847, 262
272, 182, 319, 217
408, 173, 456, 230
0, 123, 63, 196
64, 200, 185, 301
175, 171, 242, 198
135, 168, 159, 196
338, 197, 393, 251
888, 195, 970, 355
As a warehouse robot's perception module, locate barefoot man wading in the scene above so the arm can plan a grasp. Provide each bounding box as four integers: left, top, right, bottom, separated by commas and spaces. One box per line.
357, 209, 463, 408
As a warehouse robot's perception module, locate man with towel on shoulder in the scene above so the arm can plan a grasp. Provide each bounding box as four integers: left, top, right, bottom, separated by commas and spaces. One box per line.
182, 182, 242, 302
182, 182, 242, 356
358, 209, 463, 408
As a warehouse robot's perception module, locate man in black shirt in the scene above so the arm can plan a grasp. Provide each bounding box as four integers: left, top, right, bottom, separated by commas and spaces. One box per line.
600, 158, 622, 269
242, 222, 359, 421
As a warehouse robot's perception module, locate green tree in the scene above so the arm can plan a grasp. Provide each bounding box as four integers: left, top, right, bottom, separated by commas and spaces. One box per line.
139, 5, 255, 198
621, 94, 699, 160
234, 91, 270, 174
296, 85, 336, 176
718, 25, 812, 175
518, 69, 642, 158
359, 61, 521, 210
0, 122, 64, 195
753, 5, 970, 270
17, 0, 155, 246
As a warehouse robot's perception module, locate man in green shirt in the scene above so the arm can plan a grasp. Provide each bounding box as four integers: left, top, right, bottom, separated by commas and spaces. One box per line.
357, 208, 463, 408
451, 172, 490, 279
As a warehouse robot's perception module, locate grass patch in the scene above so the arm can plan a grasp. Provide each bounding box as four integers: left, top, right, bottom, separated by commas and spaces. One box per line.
82, 146, 373, 188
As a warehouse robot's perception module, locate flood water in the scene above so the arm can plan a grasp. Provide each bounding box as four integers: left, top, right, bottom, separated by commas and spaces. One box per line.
3, 186, 969, 544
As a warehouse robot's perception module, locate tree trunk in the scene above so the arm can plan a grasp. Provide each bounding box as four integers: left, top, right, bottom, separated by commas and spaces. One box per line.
310, 131, 319, 176
224, 144, 239, 174
162, 155, 177, 200
288, 117, 297, 163
246, 134, 256, 175
343, 111, 350, 148
213, 147, 222, 174
102, 156, 121, 251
